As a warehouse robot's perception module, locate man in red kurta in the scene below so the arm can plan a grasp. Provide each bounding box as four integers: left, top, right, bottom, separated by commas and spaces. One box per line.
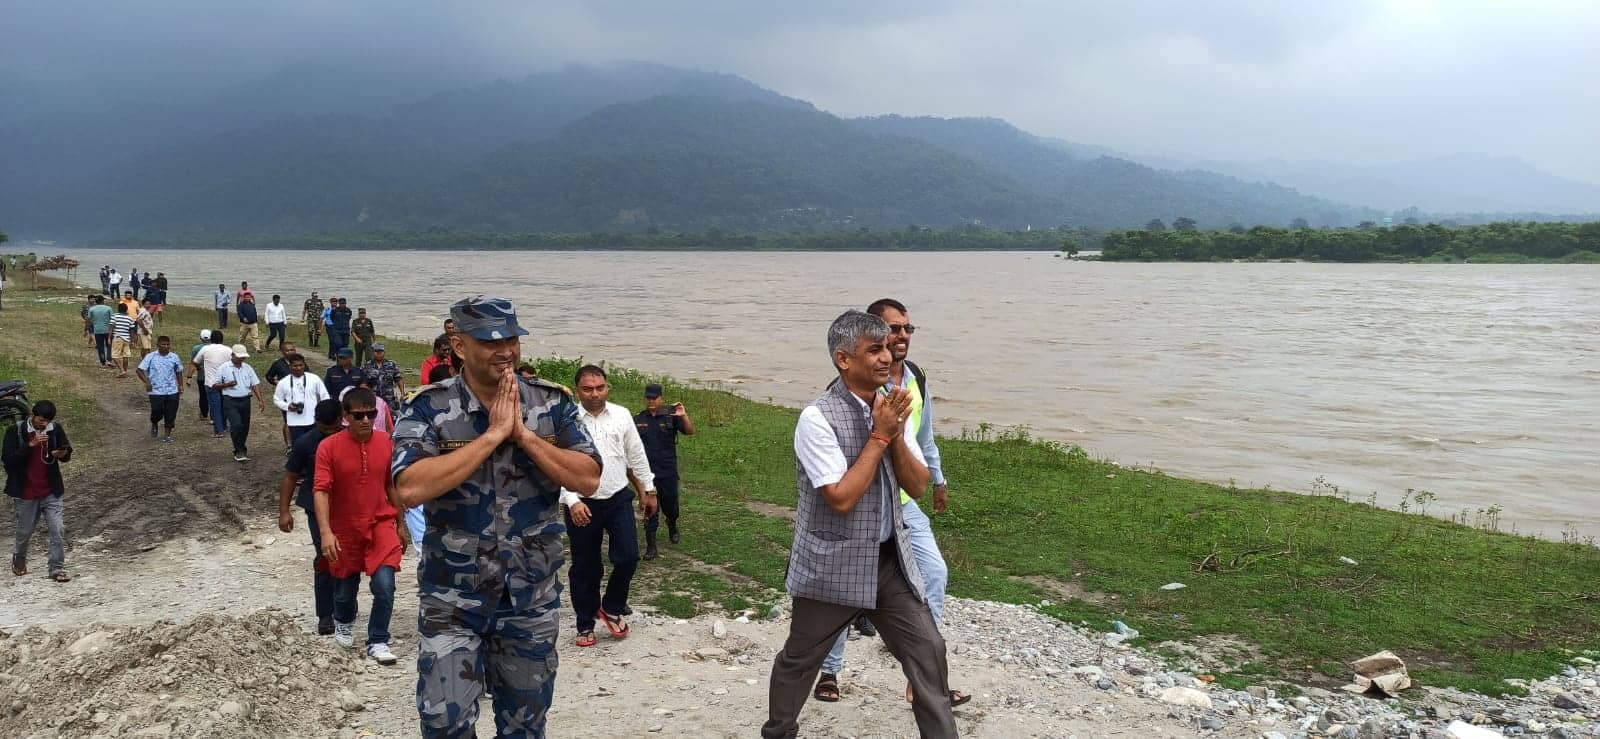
315, 387, 406, 665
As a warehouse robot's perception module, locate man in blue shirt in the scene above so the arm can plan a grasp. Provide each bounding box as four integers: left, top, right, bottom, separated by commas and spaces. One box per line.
213, 284, 231, 328
277, 399, 345, 635
136, 336, 186, 443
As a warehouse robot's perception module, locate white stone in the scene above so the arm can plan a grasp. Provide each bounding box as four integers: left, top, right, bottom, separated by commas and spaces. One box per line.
1157, 686, 1213, 709
1444, 720, 1504, 739
67, 631, 115, 656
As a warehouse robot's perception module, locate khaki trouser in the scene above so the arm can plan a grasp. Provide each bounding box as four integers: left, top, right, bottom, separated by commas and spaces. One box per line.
239, 322, 261, 351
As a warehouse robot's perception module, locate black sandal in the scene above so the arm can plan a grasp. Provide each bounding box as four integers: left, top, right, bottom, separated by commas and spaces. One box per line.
813, 673, 841, 702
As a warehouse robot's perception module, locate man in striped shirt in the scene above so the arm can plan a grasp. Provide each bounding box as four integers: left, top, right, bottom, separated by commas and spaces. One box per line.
109, 304, 137, 379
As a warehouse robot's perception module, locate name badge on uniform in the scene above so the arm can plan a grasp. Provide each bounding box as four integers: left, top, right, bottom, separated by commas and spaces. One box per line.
542, 434, 558, 444
439, 440, 471, 453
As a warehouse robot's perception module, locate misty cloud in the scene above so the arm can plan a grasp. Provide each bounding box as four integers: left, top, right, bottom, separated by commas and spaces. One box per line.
4, 1, 1596, 181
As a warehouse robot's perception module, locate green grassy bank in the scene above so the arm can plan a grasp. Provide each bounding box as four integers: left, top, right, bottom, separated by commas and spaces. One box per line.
4, 276, 1599, 695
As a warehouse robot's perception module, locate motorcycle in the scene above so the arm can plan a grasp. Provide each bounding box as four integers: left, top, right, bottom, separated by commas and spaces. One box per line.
0, 379, 31, 425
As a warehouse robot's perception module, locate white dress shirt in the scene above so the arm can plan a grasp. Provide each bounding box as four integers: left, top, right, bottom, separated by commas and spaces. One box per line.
794, 389, 925, 543
264, 302, 287, 323
560, 401, 655, 507
274, 372, 331, 426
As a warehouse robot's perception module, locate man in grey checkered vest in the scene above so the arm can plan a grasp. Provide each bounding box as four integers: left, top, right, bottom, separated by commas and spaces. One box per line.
762, 310, 956, 738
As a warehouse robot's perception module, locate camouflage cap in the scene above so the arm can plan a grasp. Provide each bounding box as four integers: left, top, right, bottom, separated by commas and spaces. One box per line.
449, 296, 529, 342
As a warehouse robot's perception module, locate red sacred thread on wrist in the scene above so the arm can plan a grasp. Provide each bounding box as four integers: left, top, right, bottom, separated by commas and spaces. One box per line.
870, 433, 892, 446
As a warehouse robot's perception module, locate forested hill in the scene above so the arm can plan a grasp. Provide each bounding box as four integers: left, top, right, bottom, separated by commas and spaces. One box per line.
5, 62, 1378, 240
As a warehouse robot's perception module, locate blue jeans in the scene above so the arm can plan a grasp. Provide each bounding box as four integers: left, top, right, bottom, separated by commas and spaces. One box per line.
94, 332, 111, 365
334, 564, 396, 646
215, 308, 228, 327
822, 499, 949, 674
303, 504, 335, 619
207, 388, 226, 434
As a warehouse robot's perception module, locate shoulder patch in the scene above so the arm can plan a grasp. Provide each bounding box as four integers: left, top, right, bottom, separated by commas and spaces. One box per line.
527, 377, 572, 397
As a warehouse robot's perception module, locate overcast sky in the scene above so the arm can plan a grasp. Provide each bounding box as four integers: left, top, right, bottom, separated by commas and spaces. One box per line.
7, 0, 1598, 182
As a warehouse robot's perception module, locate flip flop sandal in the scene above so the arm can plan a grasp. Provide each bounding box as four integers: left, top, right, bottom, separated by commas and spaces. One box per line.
575, 631, 596, 647
11, 561, 24, 576
597, 608, 629, 639
814, 673, 842, 703
50, 571, 71, 582
950, 690, 972, 707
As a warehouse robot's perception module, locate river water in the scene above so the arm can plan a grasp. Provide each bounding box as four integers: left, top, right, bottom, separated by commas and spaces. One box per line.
69, 249, 1599, 539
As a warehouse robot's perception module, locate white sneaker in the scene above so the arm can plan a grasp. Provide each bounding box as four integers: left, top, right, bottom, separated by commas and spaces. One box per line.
366, 642, 397, 665
333, 620, 354, 648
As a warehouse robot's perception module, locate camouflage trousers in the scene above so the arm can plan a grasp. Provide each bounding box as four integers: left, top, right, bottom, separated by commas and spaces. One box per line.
417, 590, 561, 738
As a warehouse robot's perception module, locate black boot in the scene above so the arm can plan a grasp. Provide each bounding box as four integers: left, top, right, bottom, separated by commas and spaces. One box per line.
643, 530, 658, 560
668, 520, 680, 545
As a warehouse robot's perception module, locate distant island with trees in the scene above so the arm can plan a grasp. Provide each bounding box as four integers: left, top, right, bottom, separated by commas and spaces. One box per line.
1097, 220, 1600, 263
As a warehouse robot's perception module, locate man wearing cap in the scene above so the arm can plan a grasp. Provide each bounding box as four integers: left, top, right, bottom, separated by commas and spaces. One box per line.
362, 342, 404, 410
351, 307, 376, 366
302, 292, 324, 348
391, 295, 601, 739
325, 348, 360, 399
636, 383, 695, 560
214, 344, 266, 462
191, 330, 214, 421
192, 331, 234, 437
329, 298, 353, 361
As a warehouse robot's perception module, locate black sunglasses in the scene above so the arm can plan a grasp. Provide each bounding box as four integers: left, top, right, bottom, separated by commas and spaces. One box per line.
347, 410, 378, 421
886, 323, 917, 335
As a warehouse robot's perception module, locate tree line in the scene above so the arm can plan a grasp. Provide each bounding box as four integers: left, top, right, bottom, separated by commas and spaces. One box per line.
1097, 221, 1600, 262
88, 225, 1082, 252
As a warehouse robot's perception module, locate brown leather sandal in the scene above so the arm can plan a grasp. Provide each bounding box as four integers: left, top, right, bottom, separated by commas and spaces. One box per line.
814, 673, 841, 702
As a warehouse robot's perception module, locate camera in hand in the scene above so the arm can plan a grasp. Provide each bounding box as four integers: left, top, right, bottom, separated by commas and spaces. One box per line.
289, 402, 305, 413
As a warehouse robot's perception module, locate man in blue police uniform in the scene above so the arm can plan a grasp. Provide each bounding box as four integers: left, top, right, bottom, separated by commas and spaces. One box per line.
391, 296, 600, 739
635, 383, 695, 560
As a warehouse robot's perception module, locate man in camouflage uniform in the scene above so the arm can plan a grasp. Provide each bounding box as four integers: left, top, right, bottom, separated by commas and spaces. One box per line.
362, 342, 405, 410
391, 296, 601, 739
302, 291, 324, 348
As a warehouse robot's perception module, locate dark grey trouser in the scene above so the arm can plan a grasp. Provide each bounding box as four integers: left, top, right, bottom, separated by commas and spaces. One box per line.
13, 496, 66, 574
763, 543, 956, 739
222, 395, 253, 455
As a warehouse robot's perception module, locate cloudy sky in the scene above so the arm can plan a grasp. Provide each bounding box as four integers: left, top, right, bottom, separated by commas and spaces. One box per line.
7, 0, 1598, 181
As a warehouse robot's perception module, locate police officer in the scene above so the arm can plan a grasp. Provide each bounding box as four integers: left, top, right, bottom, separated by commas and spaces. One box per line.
391, 296, 601, 739
635, 383, 695, 560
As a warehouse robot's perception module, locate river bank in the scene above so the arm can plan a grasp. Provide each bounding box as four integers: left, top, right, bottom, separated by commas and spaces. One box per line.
1, 277, 1599, 736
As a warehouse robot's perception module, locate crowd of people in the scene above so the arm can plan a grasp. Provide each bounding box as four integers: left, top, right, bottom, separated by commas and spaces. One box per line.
16, 271, 964, 738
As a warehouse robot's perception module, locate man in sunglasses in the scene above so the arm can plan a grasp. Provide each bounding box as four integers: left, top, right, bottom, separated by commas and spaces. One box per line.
314, 387, 404, 665
391, 296, 600, 738
813, 298, 966, 707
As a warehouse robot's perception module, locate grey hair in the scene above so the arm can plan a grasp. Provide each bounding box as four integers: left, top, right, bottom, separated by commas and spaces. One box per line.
827, 309, 889, 369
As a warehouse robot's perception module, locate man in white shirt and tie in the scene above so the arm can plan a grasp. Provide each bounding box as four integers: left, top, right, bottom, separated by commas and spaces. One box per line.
560, 364, 657, 648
